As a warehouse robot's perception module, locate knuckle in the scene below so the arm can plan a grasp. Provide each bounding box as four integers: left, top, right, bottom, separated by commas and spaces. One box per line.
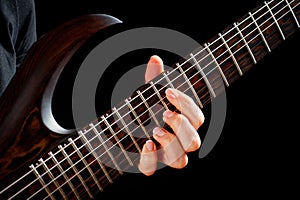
180, 93, 194, 105
173, 113, 186, 124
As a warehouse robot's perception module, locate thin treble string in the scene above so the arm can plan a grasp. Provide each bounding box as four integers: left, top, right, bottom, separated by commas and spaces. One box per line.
33, 2, 299, 198
23, 1, 297, 199
25, 1, 296, 199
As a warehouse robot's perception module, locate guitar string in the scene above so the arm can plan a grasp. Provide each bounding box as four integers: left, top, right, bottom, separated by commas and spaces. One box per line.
29, 1, 299, 199
21, 1, 297, 199
5, 0, 295, 198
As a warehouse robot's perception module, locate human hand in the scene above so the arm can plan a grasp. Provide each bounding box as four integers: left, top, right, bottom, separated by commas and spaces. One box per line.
138, 55, 205, 176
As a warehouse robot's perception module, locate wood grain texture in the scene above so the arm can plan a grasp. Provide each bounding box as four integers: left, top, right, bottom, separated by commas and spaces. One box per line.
0, 14, 121, 188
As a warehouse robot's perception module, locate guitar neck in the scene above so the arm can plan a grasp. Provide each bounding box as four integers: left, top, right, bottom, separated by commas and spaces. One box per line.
1, 0, 299, 199
180, 0, 300, 109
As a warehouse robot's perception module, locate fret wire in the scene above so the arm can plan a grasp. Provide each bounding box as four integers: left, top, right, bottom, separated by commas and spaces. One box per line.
101, 115, 133, 166
136, 90, 162, 127
125, 98, 151, 139
68, 138, 103, 191
265, 1, 286, 40
58, 145, 94, 199
218, 33, 243, 76
203, 44, 229, 87
89, 124, 123, 174
234, 22, 257, 64
249, 12, 272, 52
162, 72, 175, 88
176, 63, 204, 108
79, 129, 113, 183
9, 2, 297, 199
29, 164, 55, 200
285, 0, 300, 27
190, 53, 216, 98
149, 81, 169, 110
39, 158, 67, 198
112, 107, 142, 153
48, 152, 80, 199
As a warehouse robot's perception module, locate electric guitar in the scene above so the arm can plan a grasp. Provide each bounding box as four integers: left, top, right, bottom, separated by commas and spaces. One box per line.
0, 0, 299, 199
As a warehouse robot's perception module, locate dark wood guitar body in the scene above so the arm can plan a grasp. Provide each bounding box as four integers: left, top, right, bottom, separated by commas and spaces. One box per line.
0, 14, 121, 184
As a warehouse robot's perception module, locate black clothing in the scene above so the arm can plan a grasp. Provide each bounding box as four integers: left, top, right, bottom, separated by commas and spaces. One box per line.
0, 0, 37, 96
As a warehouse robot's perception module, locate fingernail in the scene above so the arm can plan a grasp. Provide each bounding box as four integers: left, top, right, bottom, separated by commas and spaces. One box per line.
153, 127, 165, 137
165, 88, 177, 99
163, 110, 174, 119
146, 140, 154, 151
149, 55, 163, 65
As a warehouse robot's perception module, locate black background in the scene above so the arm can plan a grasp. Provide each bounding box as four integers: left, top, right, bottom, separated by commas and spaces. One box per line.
34, 0, 299, 198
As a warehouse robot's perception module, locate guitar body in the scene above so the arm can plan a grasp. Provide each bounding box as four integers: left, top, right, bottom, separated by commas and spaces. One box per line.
0, 14, 122, 184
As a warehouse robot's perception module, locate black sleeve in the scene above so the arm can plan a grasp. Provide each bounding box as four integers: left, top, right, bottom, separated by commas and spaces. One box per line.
0, 0, 37, 96
15, 0, 37, 67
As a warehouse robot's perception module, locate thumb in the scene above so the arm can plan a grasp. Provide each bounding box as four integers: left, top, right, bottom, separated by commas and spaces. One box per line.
145, 55, 164, 83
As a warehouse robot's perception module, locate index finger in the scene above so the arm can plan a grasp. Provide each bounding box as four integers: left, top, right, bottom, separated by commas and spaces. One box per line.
165, 88, 205, 129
